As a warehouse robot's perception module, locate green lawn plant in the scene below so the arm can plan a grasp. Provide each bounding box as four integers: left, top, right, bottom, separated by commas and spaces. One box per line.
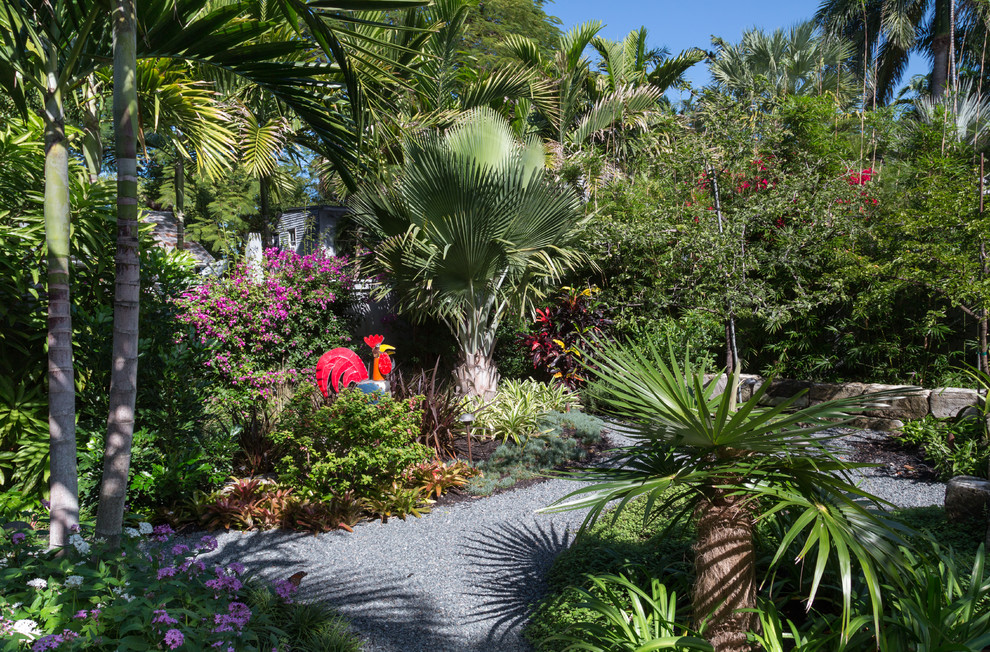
466, 411, 604, 496
541, 339, 913, 652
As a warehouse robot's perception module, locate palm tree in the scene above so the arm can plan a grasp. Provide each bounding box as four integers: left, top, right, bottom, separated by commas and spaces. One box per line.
350, 108, 588, 399
0, 0, 112, 548
542, 341, 912, 652
710, 22, 857, 105
816, 0, 979, 103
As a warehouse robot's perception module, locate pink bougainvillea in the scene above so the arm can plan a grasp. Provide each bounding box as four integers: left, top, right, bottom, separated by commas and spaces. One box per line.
175, 249, 355, 407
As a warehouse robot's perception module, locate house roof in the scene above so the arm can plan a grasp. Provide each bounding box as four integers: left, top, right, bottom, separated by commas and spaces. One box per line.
142, 210, 216, 269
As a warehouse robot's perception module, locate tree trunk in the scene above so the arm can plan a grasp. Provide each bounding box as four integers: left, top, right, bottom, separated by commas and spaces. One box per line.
259, 175, 273, 249
174, 154, 185, 252
95, 0, 140, 549
693, 485, 757, 652
454, 350, 499, 401
932, 0, 952, 98
43, 85, 79, 550
81, 77, 102, 184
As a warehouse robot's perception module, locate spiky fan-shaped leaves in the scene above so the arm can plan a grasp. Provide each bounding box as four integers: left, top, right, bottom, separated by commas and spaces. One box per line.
540, 338, 915, 644
350, 107, 587, 366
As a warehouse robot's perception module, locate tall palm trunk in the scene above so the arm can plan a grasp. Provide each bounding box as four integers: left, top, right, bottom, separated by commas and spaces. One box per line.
932, 0, 952, 97
693, 483, 757, 652
95, 0, 140, 548
43, 76, 79, 550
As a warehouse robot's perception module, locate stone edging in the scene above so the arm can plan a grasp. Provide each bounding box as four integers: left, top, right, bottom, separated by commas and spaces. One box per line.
706, 374, 986, 431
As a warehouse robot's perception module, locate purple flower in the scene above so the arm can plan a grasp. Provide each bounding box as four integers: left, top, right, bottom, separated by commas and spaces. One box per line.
171, 544, 190, 556
197, 535, 218, 552
164, 629, 184, 649
227, 562, 245, 576
274, 579, 298, 603
73, 610, 88, 620
157, 566, 178, 580
152, 609, 179, 626
11, 533, 25, 544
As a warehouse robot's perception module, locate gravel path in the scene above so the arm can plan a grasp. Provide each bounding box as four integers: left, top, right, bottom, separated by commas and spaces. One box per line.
202, 428, 946, 651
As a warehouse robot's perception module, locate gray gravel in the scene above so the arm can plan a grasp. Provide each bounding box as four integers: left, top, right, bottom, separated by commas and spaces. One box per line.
201, 428, 945, 651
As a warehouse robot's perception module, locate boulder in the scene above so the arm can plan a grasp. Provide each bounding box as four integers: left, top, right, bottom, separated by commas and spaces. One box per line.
810, 382, 867, 404
944, 476, 990, 523
758, 379, 810, 408
738, 375, 762, 402
849, 416, 904, 432
861, 384, 930, 420
930, 387, 982, 420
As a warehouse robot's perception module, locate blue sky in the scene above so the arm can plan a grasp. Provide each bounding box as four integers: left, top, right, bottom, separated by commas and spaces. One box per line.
545, 0, 928, 95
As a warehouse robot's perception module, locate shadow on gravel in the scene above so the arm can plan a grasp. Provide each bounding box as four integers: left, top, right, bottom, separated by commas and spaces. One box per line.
461, 520, 573, 650
304, 567, 462, 652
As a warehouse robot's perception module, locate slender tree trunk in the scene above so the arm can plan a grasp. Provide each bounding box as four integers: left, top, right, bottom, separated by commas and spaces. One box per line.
259, 175, 273, 249
81, 77, 102, 184
693, 484, 757, 652
174, 155, 185, 252
932, 0, 952, 97
43, 83, 79, 549
454, 350, 499, 401
95, 0, 140, 548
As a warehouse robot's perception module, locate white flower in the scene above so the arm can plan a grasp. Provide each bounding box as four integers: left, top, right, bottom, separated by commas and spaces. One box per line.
137, 522, 153, 535
26, 578, 47, 590
69, 534, 90, 555
12, 619, 40, 638
0, 557, 7, 568
124, 527, 140, 538
119, 593, 134, 602
64, 575, 83, 588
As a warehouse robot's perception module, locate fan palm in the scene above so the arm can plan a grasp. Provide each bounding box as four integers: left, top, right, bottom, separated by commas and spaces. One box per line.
541, 340, 913, 652
350, 107, 587, 399
710, 22, 857, 105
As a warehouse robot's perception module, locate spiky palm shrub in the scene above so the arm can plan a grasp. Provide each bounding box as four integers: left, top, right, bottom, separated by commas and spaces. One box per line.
542, 340, 914, 652
350, 108, 587, 400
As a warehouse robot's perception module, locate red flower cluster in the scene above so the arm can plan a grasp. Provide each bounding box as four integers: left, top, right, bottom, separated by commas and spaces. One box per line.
848, 168, 873, 185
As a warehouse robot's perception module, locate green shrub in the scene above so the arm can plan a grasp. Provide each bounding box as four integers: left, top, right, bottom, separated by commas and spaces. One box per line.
900, 415, 989, 480
466, 432, 593, 496
473, 379, 581, 445
271, 386, 432, 500
539, 411, 606, 446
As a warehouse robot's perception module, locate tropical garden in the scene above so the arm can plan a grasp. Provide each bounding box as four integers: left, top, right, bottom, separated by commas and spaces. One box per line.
1, 0, 989, 649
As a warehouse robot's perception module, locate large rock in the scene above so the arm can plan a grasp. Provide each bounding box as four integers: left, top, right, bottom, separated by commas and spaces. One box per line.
930, 388, 982, 420
849, 416, 904, 432
738, 375, 762, 402
758, 379, 810, 408
860, 383, 930, 420
810, 382, 867, 404
944, 476, 990, 523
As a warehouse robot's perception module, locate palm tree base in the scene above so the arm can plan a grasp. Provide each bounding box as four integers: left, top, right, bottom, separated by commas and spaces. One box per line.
693, 488, 757, 652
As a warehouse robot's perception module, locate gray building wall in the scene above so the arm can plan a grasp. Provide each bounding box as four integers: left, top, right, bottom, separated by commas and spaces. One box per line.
274, 205, 347, 256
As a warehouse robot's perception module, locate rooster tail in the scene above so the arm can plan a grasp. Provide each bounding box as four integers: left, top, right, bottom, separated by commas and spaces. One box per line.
315, 348, 369, 397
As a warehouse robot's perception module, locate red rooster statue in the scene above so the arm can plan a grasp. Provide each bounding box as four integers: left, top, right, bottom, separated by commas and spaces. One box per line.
315, 335, 395, 398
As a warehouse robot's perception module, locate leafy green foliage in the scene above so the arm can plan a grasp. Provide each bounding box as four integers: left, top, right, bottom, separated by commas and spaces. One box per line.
543, 571, 712, 651
272, 386, 431, 499
472, 379, 581, 444
466, 410, 603, 495
530, 497, 988, 652
899, 416, 990, 480
0, 520, 355, 650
